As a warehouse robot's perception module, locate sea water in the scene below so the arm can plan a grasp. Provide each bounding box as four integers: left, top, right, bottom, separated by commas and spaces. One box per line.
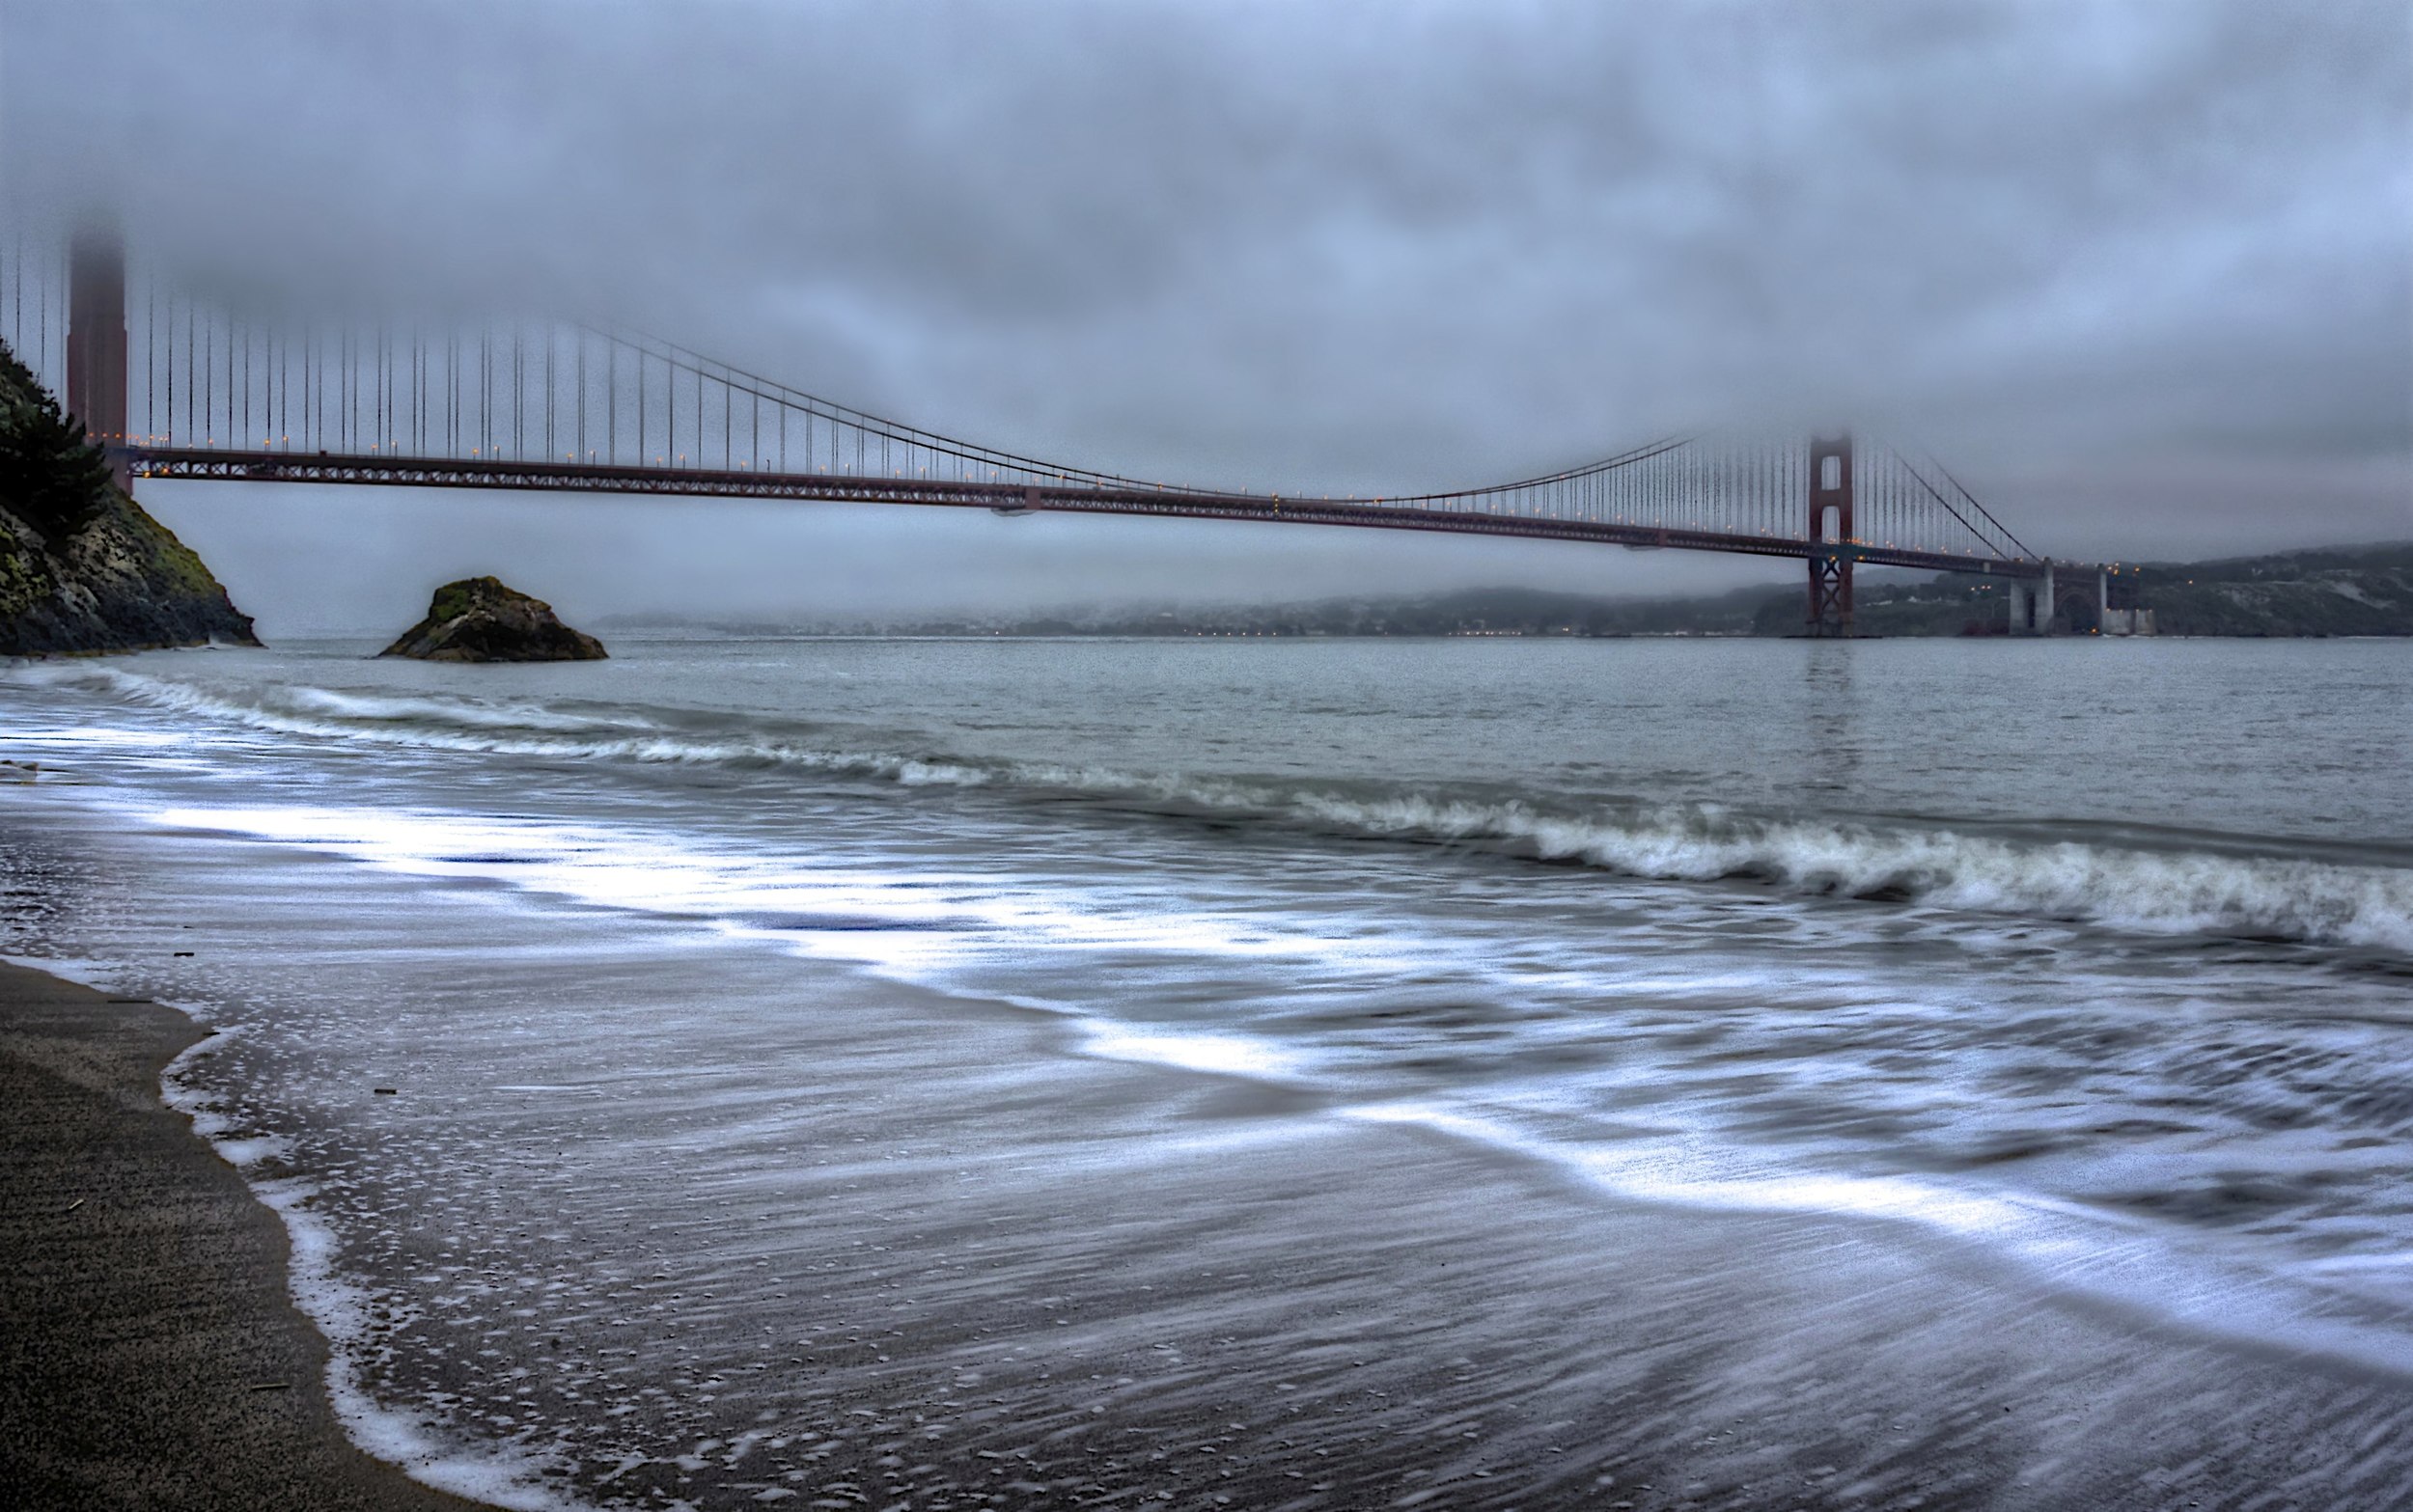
6, 635, 2413, 1509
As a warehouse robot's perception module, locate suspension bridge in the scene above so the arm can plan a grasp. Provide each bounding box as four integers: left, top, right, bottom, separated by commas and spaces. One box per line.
10, 224, 2129, 636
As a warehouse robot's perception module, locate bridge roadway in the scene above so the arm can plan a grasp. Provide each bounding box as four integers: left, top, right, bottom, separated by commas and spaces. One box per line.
120, 445, 2054, 583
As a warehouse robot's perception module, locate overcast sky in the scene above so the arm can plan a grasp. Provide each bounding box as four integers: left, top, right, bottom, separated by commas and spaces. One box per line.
4, 0, 2408, 632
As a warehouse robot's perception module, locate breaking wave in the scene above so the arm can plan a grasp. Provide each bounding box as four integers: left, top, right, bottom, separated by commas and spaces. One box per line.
27, 662, 2413, 953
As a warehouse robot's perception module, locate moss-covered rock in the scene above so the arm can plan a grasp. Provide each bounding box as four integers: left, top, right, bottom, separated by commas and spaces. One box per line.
378, 576, 606, 663
0, 340, 258, 657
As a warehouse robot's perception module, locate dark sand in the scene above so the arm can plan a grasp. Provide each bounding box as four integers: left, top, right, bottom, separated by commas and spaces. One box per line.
0, 959, 485, 1511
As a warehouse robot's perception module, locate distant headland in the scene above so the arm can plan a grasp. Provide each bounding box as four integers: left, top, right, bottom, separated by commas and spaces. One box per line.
601, 542, 2413, 641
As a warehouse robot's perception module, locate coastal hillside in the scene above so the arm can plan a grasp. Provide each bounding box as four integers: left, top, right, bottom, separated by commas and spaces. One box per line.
1738, 544, 2413, 637
2109, 544, 2413, 637
0, 341, 257, 656
712, 541, 2410, 640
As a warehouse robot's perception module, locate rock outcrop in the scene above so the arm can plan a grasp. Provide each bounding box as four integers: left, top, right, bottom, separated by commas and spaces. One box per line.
0, 341, 259, 657
378, 576, 607, 662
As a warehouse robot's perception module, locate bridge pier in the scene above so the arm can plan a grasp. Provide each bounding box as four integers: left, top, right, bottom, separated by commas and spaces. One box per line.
2095, 565, 2156, 635
66, 221, 132, 494
1804, 434, 1854, 637
2005, 564, 2060, 634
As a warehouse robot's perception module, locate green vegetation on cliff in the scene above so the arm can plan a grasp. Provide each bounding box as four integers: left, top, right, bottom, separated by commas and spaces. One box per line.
0, 341, 257, 656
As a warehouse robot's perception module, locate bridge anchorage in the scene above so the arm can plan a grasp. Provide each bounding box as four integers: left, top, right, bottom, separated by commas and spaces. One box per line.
7, 222, 2137, 638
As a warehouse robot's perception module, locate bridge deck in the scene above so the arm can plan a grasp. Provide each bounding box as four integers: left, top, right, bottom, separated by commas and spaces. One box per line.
120, 447, 2054, 580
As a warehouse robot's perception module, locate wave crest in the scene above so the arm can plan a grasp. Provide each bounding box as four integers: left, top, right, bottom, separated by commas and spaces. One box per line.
33, 662, 2413, 953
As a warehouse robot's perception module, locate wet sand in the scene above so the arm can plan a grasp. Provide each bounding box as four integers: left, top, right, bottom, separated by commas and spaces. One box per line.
0, 959, 483, 1511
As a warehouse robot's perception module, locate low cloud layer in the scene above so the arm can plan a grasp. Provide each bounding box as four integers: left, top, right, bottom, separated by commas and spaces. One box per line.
5, 1, 2407, 626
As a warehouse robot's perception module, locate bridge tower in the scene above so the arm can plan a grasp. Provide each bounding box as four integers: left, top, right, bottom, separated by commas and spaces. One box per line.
66, 221, 131, 493
1805, 433, 1853, 637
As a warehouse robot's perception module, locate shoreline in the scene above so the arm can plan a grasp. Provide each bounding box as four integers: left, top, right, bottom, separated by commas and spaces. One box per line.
0, 958, 487, 1511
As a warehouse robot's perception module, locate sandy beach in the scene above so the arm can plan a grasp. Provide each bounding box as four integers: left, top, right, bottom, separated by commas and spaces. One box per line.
0, 958, 482, 1511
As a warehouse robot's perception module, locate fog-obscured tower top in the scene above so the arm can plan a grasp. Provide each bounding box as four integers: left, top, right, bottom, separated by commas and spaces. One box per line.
67, 218, 130, 488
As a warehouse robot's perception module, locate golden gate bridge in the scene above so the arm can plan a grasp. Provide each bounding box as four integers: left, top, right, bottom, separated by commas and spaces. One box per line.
9, 223, 2130, 636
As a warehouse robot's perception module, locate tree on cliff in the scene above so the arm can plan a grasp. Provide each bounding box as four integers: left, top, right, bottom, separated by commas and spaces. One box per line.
0, 338, 112, 545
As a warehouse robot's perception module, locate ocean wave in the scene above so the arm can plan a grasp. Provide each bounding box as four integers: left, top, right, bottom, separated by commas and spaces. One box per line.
1284, 790, 2413, 953
20, 663, 985, 783
30, 663, 2413, 953
22, 665, 656, 737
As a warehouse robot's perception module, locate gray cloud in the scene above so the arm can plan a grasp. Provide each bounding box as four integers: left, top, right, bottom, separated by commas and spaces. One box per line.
3, 0, 2406, 629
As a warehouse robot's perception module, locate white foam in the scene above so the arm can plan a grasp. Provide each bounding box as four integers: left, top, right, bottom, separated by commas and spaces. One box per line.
1344, 1100, 2413, 1381
157, 1031, 589, 1511
1075, 1025, 1312, 1081
0, 952, 131, 996
144, 805, 1368, 985
1286, 789, 2413, 954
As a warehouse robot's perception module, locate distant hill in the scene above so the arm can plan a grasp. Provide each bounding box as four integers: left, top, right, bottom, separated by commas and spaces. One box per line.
875, 542, 2413, 639
864, 584, 1788, 640
593, 541, 2413, 641
2106, 543, 2413, 637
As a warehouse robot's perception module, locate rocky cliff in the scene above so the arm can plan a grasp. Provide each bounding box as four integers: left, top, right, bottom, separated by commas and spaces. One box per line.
0, 341, 258, 657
